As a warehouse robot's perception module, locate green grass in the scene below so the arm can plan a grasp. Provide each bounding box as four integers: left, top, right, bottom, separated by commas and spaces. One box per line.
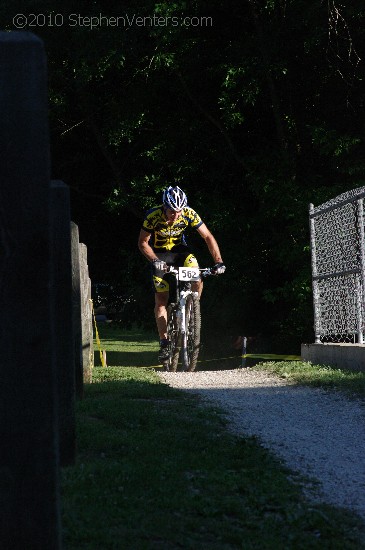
94, 324, 243, 371
61, 326, 365, 549
254, 360, 365, 398
94, 326, 159, 368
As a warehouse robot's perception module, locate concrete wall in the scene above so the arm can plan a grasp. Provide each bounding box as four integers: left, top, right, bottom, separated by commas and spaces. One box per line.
301, 343, 365, 372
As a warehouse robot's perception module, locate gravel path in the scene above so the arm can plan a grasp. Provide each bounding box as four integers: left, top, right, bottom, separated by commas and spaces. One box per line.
158, 369, 365, 520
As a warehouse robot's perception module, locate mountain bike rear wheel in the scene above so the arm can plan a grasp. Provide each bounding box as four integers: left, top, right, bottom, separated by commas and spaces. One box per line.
166, 304, 181, 372
183, 294, 201, 372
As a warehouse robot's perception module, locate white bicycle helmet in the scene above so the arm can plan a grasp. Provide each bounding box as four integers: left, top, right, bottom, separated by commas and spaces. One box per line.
162, 186, 188, 211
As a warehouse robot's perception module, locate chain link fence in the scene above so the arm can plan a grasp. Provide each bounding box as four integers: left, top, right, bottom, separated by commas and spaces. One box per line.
309, 186, 365, 343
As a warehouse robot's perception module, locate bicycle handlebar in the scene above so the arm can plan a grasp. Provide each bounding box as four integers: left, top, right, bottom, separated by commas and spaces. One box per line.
164, 266, 214, 277
199, 268, 214, 277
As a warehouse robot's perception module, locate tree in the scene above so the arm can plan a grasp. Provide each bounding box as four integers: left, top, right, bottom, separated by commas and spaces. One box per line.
2, 0, 364, 349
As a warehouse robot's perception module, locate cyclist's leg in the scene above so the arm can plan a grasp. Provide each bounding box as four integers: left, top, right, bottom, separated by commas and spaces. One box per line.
151, 253, 173, 361
151, 252, 171, 339
154, 286, 170, 362
154, 291, 169, 340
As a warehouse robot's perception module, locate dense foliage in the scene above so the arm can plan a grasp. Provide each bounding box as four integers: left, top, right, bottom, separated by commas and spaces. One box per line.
2, 1, 365, 351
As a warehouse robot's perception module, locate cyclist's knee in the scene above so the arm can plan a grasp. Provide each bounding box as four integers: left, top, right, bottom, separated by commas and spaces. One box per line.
155, 291, 169, 308
192, 280, 203, 297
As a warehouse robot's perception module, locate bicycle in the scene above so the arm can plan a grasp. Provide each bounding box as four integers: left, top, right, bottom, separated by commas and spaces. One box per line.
162, 265, 214, 372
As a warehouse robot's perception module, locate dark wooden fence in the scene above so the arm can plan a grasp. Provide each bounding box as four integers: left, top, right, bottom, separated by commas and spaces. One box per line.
79, 243, 94, 384
0, 32, 94, 548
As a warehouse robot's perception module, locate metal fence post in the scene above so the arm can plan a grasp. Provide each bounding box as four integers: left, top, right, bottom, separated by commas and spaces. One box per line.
241, 336, 247, 368
309, 204, 321, 343
357, 198, 365, 343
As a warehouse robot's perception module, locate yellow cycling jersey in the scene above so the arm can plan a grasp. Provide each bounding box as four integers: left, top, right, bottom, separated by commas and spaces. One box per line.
142, 205, 203, 250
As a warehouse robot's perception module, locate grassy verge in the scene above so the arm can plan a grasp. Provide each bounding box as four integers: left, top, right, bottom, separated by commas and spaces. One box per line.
254, 360, 365, 398
61, 327, 365, 549
93, 325, 159, 368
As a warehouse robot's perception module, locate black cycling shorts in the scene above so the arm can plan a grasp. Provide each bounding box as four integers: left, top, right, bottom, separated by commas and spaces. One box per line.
151, 246, 199, 293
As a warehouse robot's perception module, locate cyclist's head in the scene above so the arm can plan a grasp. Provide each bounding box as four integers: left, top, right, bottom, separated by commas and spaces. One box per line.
162, 186, 187, 211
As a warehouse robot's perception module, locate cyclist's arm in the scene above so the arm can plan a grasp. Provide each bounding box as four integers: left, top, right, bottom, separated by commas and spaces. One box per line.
138, 229, 160, 262
196, 224, 223, 263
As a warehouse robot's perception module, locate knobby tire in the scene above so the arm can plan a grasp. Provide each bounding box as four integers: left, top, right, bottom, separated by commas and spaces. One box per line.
184, 293, 201, 372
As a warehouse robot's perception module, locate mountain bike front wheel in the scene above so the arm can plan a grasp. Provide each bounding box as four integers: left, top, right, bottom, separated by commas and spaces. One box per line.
166, 304, 181, 372
183, 293, 201, 372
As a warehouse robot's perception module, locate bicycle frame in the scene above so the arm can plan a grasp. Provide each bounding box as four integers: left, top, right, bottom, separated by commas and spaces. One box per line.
164, 266, 211, 371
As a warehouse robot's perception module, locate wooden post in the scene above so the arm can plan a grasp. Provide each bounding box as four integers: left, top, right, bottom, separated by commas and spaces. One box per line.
79, 243, 93, 383
50, 181, 76, 466
71, 222, 83, 399
88, 275, 94, 371
0, 32, 61, 548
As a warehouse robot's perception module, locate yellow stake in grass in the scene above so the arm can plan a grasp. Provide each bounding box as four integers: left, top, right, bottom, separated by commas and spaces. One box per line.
90, 299, 107, 367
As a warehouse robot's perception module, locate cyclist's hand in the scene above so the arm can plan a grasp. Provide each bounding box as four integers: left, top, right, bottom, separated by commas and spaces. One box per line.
152, 259, 167, 272
211, 262, 226, 275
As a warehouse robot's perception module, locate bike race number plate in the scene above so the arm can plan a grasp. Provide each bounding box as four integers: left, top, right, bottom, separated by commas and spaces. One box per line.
178, 267, 200, 281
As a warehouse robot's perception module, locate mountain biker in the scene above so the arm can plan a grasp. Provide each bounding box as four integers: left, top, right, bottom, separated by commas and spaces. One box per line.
138, 185, 226, 363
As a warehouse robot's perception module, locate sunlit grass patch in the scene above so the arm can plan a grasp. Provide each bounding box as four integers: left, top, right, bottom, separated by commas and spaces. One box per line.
254, 360, 365, 397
